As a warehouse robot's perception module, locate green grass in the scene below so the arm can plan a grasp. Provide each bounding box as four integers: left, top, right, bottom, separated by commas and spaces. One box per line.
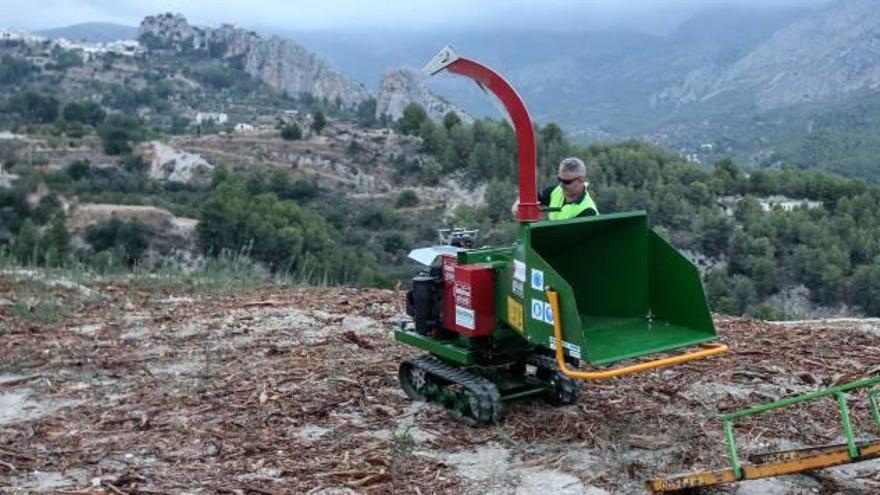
8, 299, 69, 324
0, 248, 322, 301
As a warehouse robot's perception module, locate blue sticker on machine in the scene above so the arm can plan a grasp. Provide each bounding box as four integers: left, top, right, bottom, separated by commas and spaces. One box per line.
543, 301, 554, 325
530, 268, 544, 291
531, 299, 544, 321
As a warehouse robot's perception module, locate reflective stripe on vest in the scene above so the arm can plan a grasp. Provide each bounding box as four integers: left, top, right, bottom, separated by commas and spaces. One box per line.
548, 185, 598, 220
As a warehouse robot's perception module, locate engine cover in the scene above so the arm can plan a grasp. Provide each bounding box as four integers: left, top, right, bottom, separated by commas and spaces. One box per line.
451, 263, 495, 337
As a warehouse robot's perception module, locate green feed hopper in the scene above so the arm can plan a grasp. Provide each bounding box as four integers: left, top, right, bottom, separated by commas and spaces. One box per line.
503, 210, 718, 367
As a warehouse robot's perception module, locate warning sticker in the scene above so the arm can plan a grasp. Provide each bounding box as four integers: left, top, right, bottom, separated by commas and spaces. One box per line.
455, 305, 475, 330
549, 336, 582, 359
512, 279, 524, 298
454, 283, 471, 308
513, 259, 526, 282
507, 296, 523, 333
442, 257, 455, 281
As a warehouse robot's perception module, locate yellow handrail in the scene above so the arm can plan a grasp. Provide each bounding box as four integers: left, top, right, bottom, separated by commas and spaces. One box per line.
546, 289, 728, 380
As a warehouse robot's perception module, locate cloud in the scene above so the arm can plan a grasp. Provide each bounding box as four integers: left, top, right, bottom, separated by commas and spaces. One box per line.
7, 0, 833, 33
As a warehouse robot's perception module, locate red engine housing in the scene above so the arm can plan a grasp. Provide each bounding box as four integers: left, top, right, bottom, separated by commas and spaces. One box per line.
440, 255, 495, 337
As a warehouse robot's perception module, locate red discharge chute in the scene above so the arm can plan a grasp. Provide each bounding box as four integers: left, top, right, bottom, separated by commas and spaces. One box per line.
423, 47, 540, 223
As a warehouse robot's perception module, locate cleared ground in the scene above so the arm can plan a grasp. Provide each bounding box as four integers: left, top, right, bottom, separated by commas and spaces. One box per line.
1, 274, 879, 494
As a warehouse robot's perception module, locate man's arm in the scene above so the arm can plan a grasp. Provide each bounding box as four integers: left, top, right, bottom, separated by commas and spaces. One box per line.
537, 186, 554, 207
576, 207, 598, 218
513, 186, 555, 218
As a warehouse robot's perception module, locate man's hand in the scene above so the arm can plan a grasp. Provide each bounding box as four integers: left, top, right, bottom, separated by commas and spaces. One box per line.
510, 199, 519, 218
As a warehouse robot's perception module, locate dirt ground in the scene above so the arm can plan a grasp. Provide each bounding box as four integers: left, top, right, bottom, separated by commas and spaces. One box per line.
1, 274, 879, 494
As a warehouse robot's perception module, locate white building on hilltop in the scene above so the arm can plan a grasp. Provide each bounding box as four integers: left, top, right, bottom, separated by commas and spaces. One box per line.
195, 112, 228, 125
54, 38, 142, 60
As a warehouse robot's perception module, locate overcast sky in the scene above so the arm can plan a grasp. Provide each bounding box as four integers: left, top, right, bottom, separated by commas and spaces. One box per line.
6, 0, 833, 34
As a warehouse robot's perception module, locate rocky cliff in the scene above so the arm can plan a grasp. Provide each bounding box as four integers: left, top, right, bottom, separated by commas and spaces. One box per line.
138, 14, 369, 108
376, 69, 471, 123
657, 0, 880, 111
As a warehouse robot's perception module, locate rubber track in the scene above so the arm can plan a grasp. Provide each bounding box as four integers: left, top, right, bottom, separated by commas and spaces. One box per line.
525, 353, 562, 370
403, 355, 503, 426
524, 353, 581, 406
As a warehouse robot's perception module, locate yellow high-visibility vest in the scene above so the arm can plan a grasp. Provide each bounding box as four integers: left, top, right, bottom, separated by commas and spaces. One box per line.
548, 186, 598, 220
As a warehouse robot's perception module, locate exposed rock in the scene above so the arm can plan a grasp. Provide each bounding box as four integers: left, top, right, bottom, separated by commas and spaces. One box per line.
158, 217, 200, 262
718, 0, 880, 110
68, 203, 176, 232
376, 68, 472, 123
0, 162, 18, 189
138, 13, 199, 51
138, 13, 369, 108
515, 471, 601, 495
244, 36, 369, 108
734, 475, 821, 495
66, 203, 201, 269
657, 0, 880, 110
204, 23, 259, 59
765, 284, 862, 319
25, 183, 51, 208
0, 389, 80, 426
140, 140, 214, 185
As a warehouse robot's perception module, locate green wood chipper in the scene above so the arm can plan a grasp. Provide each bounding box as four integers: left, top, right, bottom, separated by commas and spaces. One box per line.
395, 46, 880, 493
395, 46, 728, 426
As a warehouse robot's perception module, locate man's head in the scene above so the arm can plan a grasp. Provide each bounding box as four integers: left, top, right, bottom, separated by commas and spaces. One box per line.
557, 157, 587, 197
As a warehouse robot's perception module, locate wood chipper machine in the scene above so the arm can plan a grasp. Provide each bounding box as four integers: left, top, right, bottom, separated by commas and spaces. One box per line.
395, 46, 880, 492
395, 46, 728, 426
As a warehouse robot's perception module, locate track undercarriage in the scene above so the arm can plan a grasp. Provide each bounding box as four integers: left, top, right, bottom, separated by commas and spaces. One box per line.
399, 352, 579, 426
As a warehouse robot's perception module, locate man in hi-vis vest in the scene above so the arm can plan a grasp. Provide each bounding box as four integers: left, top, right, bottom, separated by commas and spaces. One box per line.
512, 157, 599, 220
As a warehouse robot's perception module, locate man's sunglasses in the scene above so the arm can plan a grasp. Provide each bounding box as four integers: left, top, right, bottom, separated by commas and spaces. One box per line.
557, 176, 583, 185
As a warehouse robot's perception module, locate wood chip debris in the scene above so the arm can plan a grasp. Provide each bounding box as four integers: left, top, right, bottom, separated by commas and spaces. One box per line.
1, 278, 878, 493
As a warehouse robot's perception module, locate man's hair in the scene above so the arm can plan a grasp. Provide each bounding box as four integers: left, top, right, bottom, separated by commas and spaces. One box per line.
558, 157, 586, 177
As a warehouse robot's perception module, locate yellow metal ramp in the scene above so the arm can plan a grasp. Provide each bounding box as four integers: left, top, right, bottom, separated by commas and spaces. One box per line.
648, 375, 880, 492
648, 439, 880, 492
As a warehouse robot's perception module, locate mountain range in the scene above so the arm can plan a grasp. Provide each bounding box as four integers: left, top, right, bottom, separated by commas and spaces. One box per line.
26, 0, 880, 179
35, 22, 137, 42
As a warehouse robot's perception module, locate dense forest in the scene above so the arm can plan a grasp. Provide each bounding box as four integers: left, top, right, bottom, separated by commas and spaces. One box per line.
767, 93, 880, 183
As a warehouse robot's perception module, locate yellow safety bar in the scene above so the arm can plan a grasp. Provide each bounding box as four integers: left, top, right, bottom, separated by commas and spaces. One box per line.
546, 289, 728, 380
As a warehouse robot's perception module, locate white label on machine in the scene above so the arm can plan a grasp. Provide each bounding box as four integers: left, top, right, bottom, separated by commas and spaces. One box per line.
543, 302, 554, 325
443, 259, 455, 281
512, 279, 524, 298
514, 260, 526, 282
549, 336, 582, 359
530, 268, 544, 291
454, 283, 471, 307
455, 305, 475, 329
530, 299, 544, 321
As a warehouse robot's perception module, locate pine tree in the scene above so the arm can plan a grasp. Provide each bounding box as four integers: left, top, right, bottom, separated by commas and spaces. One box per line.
40, 214, 71, 266
397, 103, 427, 135
311, 110, 327, 135
11, 220, 39, 264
